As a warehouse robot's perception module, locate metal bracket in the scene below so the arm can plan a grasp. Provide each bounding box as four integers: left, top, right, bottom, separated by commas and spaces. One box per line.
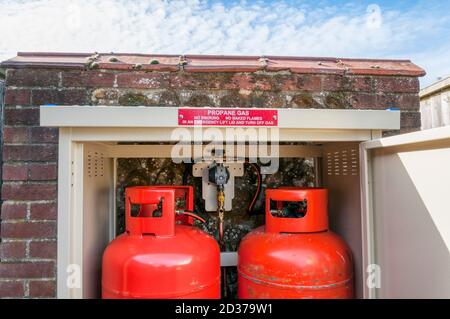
220, 252, 238, 267
193, 162, 244, 211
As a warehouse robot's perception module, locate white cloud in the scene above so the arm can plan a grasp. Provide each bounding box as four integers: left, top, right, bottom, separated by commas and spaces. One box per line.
0, 0, 449, 86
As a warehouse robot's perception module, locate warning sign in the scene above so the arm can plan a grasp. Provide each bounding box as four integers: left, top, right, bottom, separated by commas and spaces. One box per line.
178, 108, 278, 127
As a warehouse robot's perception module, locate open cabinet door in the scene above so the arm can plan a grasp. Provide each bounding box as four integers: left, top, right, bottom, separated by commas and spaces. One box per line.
360, 126, 450, 299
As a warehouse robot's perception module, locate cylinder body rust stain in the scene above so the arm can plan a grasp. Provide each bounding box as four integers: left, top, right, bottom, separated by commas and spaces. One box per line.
238, 188, 354, 299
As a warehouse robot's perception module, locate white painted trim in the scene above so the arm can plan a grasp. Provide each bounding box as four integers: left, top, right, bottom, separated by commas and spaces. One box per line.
72, 142, 84, 299
420, 76, 450, 98
359, 144, 376, 299
57, 128, 72, 299
40, 106, 400, 130
360, 125, 450, 298
110, 158, 118, 241
105, 144, 323, 159
57, 130, 84, 299
67, 127, 376, 143
362, 125, 450, 150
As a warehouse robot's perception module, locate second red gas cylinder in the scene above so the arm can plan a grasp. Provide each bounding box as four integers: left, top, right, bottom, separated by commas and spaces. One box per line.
238, 188, 353, 299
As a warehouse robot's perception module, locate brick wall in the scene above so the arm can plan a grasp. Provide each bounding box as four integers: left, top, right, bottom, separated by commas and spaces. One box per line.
0, 65, 422, 298
0, 69, 59, 298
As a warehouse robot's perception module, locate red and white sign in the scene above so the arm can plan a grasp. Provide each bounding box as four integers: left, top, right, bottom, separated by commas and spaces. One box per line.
178, 108, 278, 127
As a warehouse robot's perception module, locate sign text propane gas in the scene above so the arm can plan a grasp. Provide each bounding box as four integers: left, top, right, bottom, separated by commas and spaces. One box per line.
178, 108, 278, 127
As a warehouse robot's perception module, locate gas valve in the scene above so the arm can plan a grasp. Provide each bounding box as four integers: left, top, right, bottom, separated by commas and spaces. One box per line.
192, 161, 244, 212
208, 163, 230, 187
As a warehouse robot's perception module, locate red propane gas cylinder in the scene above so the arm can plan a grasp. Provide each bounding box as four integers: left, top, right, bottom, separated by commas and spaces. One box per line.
238, 188, 353, 299
102, 186, 220, 299
138, 185, 196, 225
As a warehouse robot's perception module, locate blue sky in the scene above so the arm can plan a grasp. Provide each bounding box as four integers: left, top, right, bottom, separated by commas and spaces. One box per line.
1, 0, 449, 86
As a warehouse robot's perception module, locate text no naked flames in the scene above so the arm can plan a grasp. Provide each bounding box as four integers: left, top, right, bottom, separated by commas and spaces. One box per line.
178, 108, 278, 127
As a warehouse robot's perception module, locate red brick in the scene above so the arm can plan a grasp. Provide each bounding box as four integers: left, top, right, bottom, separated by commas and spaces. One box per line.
382, 127, 419, 136
376, 93, 401, 110
91, 88, 119, 102
2, 127, 30, 143
376, 93, 420, 111
29, 241, 57, 259
6, 69, 60, 87
1, 202, 27, 220
3, 144, 57, 161
225, 73, 300, 91
29, 280, 56, 298
347, 92, 378, 109
324, 75, 418, 94
270, 74, 299, 92
401, 111, 421, 128
1, 221, 56, 238
31, 126, 58, 144
0, 280, 25, 298
3, 145, 30, 161
186, 93, 215, 107
398, 94, 420, 111
4, 107, 39, 126
170, 73, 234, 90
288, 92, 323, 108
219, 91, 252, 108
2, 183, 57, 201
158, 90, 180, 106
116, 72, 170, 89
342, 75, 374, 92
400, 127, 419, 134
277, 76, 297, 91
0, 241, 27, 259
4, 89, 31, 106
320, 74, 344, 91
29, 163, 57, 181
374, 77, 419, 93
62, 70, 115, 87
323, 92, 348, 109
250, 91, 285, 108
0, 262, 55, 278
30, 202, 57, 220
32, 88, 87, 105
2, 164, 28, 181
226, 74, 273, 91
296, 74, 322, 91
30, 127, 58, 144
2, 163, 28, 181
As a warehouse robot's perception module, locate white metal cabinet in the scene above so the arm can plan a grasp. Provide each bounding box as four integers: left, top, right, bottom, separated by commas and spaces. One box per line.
360, 126, 450, 298
40, 106, 450, 298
